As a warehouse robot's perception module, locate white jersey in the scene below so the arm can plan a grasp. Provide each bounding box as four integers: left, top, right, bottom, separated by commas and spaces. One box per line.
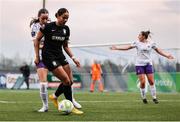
131, 41, 157, 66
31, 22, 44, 60
31, 22, 41, 39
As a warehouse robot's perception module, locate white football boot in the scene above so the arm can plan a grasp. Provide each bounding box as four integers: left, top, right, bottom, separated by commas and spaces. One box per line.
38, 106, 48, 112
72, 99, 82, 109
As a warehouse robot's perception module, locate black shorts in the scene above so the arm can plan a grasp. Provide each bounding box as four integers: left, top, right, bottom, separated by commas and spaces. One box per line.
42, 56, 69, 71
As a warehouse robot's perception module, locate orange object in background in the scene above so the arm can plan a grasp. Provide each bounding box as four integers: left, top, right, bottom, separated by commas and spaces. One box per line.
90, 61, 104, 92
91, 63, 102, 81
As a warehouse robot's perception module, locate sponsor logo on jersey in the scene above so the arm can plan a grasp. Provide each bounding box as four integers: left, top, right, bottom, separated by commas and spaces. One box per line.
63, 29, 66, 35
52, 36, 65, 41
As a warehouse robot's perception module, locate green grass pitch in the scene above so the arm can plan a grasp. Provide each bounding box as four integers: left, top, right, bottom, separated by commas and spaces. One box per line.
0, 89, 180, 121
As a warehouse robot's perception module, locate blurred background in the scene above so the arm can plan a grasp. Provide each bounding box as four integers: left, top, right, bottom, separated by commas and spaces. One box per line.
0, 0, 180, 92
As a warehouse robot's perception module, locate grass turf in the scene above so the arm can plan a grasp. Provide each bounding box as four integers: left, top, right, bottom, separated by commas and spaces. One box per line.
0, 89, 180, 121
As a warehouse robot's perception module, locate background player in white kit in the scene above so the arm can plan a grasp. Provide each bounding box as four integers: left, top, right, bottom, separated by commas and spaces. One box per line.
110, 30, 174, 104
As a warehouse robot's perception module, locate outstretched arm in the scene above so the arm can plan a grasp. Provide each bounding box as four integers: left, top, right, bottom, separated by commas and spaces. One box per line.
110, 44, 134, 51
154, 48, 174, 59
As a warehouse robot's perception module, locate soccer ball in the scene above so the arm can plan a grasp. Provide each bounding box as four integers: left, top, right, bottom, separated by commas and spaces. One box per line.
58, 99, 74, 114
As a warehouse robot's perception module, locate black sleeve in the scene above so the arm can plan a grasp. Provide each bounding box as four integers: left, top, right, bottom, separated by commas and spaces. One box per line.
40, 24, 48, 35
65, 26, 70, 41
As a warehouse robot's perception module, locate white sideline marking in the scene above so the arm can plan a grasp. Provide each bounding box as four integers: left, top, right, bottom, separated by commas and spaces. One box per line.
0, 100, 180, 104
0, 101, 16, 103
79, 100, 180, 102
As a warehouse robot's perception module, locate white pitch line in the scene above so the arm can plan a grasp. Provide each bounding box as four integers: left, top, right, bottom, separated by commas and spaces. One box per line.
0, 101, 41, 104
79, 100, 180, 102
0, 100, 180, 104
0, 101, 16, 103
79, 100, 136, 103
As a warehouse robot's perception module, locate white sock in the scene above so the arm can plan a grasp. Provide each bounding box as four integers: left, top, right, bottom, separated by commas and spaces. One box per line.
140, 88, 146, 99
150, 85, 157, 99
145, 78, 149, 93
40, 82, 48, 108
71, 86, 75, 99
71, 86, 82, 108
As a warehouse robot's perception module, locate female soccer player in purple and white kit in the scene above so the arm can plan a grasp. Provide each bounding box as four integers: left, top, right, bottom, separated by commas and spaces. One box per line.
110, 31, 174, 104
30, 8, 49, 112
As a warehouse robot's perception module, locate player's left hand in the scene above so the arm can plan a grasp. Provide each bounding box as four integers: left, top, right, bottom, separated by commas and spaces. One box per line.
167, 54, 174, 59
73, 58, 81, 68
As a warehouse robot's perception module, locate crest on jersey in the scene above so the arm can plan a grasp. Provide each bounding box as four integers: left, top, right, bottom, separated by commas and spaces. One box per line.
147, 45, 151, 48
52, 61, 57, 66
63, 29, 66, 35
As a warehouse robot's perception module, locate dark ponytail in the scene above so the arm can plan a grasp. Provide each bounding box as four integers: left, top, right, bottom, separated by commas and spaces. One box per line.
30, 8, 49, 27
30, 18, 39, 27
55, 8, 69, 18
141, 30, 151, 39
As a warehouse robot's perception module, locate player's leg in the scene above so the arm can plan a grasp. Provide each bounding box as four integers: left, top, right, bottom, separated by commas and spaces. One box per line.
145, 65, 158, 104
62, 64, 82, 109
37, 67, 48, 112
144, 76, 149, 93
24, 77, 29, 89
49, 82, 64, 109
90, 75, 97, 92
98, 79, 104, 92
136, 66, 147, 103
52, 66, 83, 114
137, 76, 149, 93
138, 74, 148, 103
146, 73, 158, 104
49, 66, 71, 108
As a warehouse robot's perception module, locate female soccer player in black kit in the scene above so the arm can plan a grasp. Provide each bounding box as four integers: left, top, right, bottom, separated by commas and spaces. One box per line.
34, 8, 83, 114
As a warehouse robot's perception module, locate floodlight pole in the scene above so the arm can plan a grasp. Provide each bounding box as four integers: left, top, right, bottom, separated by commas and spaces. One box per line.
43, 0, 46, 8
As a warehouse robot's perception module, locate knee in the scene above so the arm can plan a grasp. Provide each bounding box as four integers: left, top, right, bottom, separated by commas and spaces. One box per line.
149, 81, 154, 86
39, 80, 47, 83
39, 76, 47, 82
140, 83, 145, 88
63, 81, 72, 86
60, 75, 68, 82
62, 77, 72, 86
139, 79, 146, 88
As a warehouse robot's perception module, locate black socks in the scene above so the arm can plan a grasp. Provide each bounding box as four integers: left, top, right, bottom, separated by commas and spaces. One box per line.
55, 83, 64, 97
63, 85, 72, 102
55, 83, 72, 102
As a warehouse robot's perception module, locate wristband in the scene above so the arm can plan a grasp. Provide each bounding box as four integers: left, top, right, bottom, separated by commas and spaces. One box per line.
71, 56, 76, 60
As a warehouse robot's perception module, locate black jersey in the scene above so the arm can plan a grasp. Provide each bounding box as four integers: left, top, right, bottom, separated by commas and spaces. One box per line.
40, 22, 70, 59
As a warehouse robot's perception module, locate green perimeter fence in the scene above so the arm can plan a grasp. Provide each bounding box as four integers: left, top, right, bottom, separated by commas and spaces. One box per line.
47, 72, 180, 93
